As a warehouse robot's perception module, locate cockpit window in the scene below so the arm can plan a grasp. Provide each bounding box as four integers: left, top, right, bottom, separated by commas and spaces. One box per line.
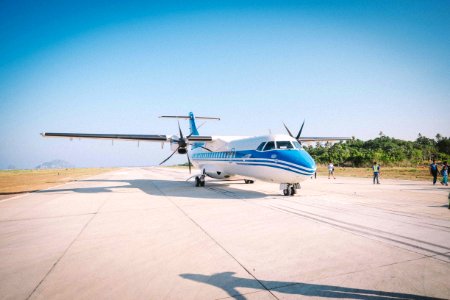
293, 141, 302, 149
263, 141, 276, 151
276, 141, 294, 149
256, 142, 266, 151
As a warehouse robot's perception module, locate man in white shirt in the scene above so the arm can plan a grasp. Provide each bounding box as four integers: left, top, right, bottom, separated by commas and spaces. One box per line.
328, 162, 336, 179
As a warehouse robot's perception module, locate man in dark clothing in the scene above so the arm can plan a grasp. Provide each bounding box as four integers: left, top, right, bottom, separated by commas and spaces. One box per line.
430, 159, 439, 185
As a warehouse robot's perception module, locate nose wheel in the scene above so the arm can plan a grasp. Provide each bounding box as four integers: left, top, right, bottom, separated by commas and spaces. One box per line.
281, 183, 299, 196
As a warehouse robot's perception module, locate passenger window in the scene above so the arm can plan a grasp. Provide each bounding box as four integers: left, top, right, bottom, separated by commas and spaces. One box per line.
256, 142, 266, 151
276, 141, 294, 149
263, 141, 275, 151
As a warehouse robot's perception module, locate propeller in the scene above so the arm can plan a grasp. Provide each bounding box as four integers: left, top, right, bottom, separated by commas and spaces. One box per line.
159, 121, 212, 173
284, 120, 305, 143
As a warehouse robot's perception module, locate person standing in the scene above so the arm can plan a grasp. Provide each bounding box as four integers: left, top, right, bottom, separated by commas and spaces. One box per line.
429, 159, 439, 185
441, 161, 448, 186
372, 161, 380, 184
328, 162, 336, 179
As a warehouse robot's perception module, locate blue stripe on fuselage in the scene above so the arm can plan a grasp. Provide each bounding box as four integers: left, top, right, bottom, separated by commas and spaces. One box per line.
191, 149, 316, 175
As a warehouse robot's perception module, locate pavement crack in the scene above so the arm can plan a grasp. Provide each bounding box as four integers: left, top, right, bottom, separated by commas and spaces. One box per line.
262, 203, 450, 259
25, 199, 108, 299
149, 181, 280, 300
0, 212, 97, 223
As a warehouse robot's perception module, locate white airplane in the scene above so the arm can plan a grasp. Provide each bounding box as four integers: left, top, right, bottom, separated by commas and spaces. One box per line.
42, 112, 350, 196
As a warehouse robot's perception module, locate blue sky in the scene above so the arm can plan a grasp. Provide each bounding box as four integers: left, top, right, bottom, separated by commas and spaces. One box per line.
1, 1, 449, 169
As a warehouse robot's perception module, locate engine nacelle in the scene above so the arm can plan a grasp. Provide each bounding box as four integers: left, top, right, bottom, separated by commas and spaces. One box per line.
169, 135, 188, 154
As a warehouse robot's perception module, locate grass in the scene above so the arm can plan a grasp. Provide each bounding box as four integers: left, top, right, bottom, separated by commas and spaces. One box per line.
316, 165, 432, 181
0, 168, 115, 195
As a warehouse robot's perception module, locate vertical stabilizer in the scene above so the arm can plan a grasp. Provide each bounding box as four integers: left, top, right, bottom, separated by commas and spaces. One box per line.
189, 112, 199, 136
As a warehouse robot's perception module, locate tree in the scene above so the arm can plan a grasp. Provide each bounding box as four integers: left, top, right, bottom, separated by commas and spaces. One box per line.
305, 133, 445, 167
437, 137, 450, 155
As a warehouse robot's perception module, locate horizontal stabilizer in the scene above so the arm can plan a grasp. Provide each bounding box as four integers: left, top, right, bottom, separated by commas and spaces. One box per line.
299, 137, 351, 142
159, 115, 220, 120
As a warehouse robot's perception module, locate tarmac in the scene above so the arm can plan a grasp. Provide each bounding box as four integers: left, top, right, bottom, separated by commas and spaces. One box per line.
0, 167, 449, 300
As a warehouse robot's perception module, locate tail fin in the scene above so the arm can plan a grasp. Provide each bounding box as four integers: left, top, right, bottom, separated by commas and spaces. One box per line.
159, 112, 220, 136
189, 112, 199, 136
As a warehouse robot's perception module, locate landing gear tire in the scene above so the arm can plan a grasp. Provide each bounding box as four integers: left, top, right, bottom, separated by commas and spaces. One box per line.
195, 177, 201, 187
195, 175, 205, 187
244, 180, 254, 184
290, 186, 296, 196
281, 184, 297, 196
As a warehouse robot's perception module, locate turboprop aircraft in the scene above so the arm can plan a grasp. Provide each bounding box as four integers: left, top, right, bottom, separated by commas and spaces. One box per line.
41, 112, 350, 196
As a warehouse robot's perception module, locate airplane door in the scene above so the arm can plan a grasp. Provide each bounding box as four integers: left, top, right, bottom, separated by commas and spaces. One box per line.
229, 148, 236, 164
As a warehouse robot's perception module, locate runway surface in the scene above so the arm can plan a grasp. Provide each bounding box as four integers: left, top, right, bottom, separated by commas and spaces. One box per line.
1, 167, 449, 300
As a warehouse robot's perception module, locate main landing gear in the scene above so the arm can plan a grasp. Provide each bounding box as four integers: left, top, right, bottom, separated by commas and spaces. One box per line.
195, 175, 205, 187
280, 183, 300, 196
244, 179, 254, 184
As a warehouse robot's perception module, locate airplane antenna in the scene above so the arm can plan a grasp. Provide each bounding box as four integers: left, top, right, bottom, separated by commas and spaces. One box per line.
197, 121, 207, 130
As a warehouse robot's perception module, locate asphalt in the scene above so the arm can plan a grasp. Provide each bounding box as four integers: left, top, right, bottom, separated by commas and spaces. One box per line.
0, 167, 449, 300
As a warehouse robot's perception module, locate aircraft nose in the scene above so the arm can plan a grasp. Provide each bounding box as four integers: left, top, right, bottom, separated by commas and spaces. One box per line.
299, 150, 316, 171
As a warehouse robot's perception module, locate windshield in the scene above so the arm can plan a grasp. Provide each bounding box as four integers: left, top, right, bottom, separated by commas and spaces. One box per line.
276, 141, 294, 149
293, 141, 302, 149
256, 142, 266, 151
263, 141, 276, 151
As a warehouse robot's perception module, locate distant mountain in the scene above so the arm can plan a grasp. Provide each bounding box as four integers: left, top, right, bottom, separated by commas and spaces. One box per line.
35, 159, 75, 169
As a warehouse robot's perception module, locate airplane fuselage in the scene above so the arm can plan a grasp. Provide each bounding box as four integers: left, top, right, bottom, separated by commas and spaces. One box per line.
42, 112, 347, 195
189, 134, 316, 184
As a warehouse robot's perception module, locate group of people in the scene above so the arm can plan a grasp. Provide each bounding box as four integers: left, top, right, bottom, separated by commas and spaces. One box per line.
323, 160, 448, 186
327, 161, 381, 184
429, 160, 448, 186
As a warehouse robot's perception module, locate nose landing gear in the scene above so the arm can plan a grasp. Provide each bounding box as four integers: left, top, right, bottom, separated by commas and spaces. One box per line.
280, 183, 300, 196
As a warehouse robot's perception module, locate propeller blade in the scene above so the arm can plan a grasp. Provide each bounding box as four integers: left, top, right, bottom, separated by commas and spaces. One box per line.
296, 120, 305, 140
186, 153, 192, 174
201, 146, 213, 152
178, 120, 184, 139
283, 122, 294, 138
186, 122, 206, 139
159, 147, 179, 165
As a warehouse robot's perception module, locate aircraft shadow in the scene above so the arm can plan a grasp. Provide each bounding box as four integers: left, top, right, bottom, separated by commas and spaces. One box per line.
36, 179, 266, 199
179, 272, 444, 300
